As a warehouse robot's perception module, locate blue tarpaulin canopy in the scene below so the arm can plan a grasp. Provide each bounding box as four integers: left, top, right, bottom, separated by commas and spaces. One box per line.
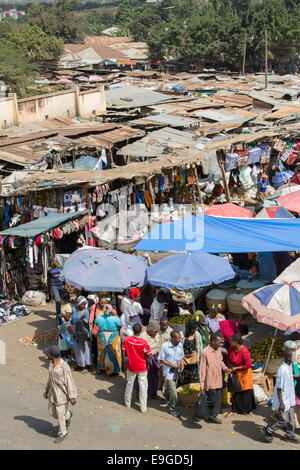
136, 215, 300, 253
0, 211, 88, 238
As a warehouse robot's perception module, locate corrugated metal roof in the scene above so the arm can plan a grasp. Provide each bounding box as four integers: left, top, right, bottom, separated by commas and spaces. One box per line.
131, 113, 199, 128
105, 86, 174, 109
117, 127, 201, 156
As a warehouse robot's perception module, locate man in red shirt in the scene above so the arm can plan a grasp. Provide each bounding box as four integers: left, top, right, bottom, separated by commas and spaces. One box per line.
122, 323, 152, 413
219, 321, 249, 350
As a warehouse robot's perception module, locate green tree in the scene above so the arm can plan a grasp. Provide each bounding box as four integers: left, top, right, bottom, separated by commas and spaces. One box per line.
0, 43, 38, 97
25, 0, 85, 43
116, 0, 134, 27
84, 10, 115, 35
8, 25, 64, 63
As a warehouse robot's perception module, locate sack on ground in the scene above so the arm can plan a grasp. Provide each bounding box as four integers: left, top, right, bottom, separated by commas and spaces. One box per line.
193, 394, 209, 420
22, 290, 46, 307
227, 372, 242, 393
253, 384, 268, 404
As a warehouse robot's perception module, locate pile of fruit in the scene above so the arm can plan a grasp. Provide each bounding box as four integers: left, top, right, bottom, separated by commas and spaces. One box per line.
169, 314, 192, 325
249, 337, 284, 359
179, 386, 200, 395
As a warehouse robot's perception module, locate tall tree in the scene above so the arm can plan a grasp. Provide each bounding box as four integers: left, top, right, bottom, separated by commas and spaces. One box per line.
0, 43, 38, 97
25, 0, 85, 43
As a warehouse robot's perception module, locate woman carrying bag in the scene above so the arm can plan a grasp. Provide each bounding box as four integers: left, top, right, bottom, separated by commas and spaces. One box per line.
182, 320, 203, 385
225, 333, 256, 418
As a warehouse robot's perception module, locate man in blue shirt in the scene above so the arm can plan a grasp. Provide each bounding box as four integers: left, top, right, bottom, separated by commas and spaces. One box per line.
48, 259, 64, 324
159, 330, 184, 418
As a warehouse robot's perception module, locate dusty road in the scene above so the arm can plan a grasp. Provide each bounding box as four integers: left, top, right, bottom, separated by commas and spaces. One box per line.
0, 305, 298, 450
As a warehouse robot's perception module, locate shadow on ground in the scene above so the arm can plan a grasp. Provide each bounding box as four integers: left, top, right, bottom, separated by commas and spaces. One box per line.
14, 415, 57, 437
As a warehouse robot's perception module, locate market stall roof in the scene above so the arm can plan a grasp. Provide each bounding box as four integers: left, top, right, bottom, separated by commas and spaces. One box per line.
0, 211, 89, 238
136, 214, 300, 253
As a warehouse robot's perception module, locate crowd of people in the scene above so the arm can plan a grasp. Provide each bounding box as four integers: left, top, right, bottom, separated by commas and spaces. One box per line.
43, 266, 300, 446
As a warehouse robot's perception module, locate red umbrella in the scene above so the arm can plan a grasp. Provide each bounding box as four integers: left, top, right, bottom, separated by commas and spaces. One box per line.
204, 203, 253, 218
277, 190, 300, 213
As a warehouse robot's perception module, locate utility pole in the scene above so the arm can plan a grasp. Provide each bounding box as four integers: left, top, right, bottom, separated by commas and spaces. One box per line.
265, 29, 268, 89
242, 33, 247, 76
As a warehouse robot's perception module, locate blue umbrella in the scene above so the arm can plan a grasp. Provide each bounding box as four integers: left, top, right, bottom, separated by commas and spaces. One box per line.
147, 252, 235, 290
271, 171, 294, 189
62, 248, 147, 292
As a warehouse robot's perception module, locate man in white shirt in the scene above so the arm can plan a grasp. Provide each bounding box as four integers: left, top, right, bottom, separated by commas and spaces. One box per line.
264, 341, 299, 444
150, 290, 166, 322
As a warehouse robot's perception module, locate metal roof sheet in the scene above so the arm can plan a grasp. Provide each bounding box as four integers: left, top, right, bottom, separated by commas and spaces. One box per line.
105, 86, 174, 109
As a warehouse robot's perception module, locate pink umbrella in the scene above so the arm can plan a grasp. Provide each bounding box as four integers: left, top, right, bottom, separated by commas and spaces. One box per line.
242, 288, 300, 373
89, 75, 104, 82
56, 78, 73, 84
277, 189, 300, 213
242, 290, 300, 332
205, 203, 253, 218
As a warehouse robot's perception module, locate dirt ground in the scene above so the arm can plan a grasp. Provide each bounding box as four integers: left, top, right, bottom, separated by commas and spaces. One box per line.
0, 303, 298, 451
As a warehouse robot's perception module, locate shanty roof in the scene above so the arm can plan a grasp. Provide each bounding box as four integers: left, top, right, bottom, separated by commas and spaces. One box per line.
116, 127, 202, 157
0, 152, 205, 197
105, 86, 174, 109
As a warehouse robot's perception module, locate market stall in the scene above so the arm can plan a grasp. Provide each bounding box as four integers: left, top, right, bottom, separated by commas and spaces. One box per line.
0, 211, 89, 300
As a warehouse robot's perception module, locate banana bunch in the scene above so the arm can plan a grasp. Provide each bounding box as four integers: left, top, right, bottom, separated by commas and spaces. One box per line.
169, 314, 192, 325
249, 337, 284, 359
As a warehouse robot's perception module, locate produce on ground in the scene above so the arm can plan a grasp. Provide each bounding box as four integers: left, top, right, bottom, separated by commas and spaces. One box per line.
249, 337, 284, 359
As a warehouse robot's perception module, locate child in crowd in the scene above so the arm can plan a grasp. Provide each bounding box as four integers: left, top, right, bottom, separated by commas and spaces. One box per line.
58, 309, 73, 364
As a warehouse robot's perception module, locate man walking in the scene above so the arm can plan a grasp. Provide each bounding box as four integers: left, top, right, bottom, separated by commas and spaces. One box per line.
199, 332, 230, 424
122, 323, 152, 413
159, 330, 184, 418
264, 341, 300, 444
43, 345, 77, 444
158, 317, 173, 391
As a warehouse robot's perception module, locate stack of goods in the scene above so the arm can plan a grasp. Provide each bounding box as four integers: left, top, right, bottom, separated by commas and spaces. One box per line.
0, 300, 30, 324
226, 288, 248, 321
205, 289, 227, 313
236, 278, 266, 294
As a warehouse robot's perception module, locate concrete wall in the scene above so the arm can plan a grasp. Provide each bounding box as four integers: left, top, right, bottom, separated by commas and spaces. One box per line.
0, 97, 14, 129
0, 86, 106, 129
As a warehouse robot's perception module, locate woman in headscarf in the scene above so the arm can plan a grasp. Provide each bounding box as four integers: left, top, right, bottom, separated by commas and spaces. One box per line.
71, 296, 93, 374
121, 288, 143, 325
182, 320, 203, 385
137, 319, 162, 399
95, 304, 121, 376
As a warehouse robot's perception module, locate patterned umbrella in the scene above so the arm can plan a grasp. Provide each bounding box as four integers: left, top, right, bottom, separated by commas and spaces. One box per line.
242, 282, 300, 332
271, 170, 294, 189
242, 282, 300, 373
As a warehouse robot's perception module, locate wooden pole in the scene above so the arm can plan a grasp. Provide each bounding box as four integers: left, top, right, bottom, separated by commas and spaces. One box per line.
28, 192, 34, 221
265, 30, 268, 89
194, 167, 204, 206
242, 33, 247, 76
216, 150, 231, 203
146, 177, 156, 205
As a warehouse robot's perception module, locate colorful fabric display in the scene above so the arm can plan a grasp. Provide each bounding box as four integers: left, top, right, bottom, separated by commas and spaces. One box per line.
247, 147, 262, 165
236, 151, 249, 167
225, 153, 240, 171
